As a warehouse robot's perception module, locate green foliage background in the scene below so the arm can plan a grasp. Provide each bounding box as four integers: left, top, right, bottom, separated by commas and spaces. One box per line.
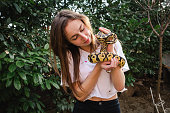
0, 0, 169, 112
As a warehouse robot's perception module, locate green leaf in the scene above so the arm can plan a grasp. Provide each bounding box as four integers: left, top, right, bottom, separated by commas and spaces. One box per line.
130, 83, 134, 86
24, 87, 30, 97
13, 3, 22, 13
0, 52, 6, 59
14, 77, 21, 90
6, 79, 13, 87
28, 58, 36, 63
16, 60, 25, 68
22, 58, 34, 64
7, 72, 15, 79
10, 36, 14, 42
4, 57, 14, 62
20, 97, 26, 102
36, 103, 41, 110
19, 52, 25, 57
23, 102, 29, 112
43, 66, 48, 72
0, 61, 2, 71
18, 71, 27, 80
33, 74, 39, 84
28, 51, 34, 55
7, 17, 11, 24
9, 63, 17, 72
45, 80, 51, 89
35, 57, 46, 62
31, 41, 35, 49
44, 43, 49, 49
50, 81, 60, 89
38, 74, 43, 84
33, 13, 37, 16
0, 33, 4, 41
28, 101, 35, 109
9, 53, 14, 59
40, 83, 45, 90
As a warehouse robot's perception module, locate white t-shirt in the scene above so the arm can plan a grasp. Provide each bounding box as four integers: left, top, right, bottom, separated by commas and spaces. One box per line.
62, 40, 129, 100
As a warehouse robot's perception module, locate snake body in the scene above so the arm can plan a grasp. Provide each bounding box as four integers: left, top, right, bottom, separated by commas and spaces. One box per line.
88, 31, 125, 68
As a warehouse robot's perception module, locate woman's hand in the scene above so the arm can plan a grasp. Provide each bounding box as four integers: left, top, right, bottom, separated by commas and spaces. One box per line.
99, 27, 111, 34
100, 58, 120, 71
98, 27, 114, 53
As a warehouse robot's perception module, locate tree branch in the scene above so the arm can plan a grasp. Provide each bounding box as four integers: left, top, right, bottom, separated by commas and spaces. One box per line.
148, 11, 160, 37
144, 0, 148, 8
147, 0, 150, 9
157, 11, 161, 27
134, 0, 147, 11
161, 15, 170, 35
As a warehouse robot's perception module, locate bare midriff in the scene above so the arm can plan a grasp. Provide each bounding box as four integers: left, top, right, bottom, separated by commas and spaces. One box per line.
88, 93, 117, 101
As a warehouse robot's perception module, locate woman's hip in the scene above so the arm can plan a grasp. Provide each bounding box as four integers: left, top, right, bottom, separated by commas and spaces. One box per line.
73, 98, 121, 113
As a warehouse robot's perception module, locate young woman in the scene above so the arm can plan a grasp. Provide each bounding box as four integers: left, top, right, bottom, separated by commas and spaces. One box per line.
50, 9, 129, 113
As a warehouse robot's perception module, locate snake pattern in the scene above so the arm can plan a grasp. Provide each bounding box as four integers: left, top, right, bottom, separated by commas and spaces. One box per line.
88, 31, 125, 68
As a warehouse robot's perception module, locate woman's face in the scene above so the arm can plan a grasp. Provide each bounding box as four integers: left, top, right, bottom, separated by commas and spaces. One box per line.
65, 19, 92, 50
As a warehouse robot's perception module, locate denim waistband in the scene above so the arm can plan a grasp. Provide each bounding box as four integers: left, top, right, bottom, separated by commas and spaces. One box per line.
76, 98, 119, 106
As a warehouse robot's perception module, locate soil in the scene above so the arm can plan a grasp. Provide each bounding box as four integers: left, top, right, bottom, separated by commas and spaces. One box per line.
119, 77, 170, 113
45, 70, 170, 113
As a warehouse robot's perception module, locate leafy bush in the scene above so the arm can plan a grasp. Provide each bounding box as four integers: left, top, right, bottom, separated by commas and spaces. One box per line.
0, 0, 169, 112
0, 0, 73, 112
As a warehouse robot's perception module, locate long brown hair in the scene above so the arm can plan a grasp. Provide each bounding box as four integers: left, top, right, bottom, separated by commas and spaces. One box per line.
50, 9, 97, 96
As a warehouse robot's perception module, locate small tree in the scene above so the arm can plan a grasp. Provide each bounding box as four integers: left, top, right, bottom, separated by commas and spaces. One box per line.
135, 0, 169, 106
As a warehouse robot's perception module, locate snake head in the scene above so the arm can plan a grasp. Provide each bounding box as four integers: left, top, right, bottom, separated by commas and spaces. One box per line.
96, 31, 118, 44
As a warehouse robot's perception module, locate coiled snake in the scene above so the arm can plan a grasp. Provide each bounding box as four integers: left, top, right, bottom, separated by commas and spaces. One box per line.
88, 31, 125, 68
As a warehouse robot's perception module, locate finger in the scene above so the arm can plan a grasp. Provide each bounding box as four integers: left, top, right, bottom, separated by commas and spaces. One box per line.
101, 65, 108, 69
99, 27, 111, 34
113, 57, 119, 67
100, 28, 110, 34
110, 58, 118, 68
101, 63, 112, 69
101, 61, 111, 65
103, 66, 112, 71
105, 68, 112, 71
110, 58, 116, 67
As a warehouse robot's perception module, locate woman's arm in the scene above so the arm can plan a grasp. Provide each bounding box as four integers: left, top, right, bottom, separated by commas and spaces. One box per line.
73, 63, 102, 101
98, 27, 125, 91
100, 58, 125, 91
110, 64, 125, 91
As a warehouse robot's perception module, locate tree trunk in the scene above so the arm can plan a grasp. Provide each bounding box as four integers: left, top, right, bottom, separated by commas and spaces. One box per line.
156, 35, 163, 102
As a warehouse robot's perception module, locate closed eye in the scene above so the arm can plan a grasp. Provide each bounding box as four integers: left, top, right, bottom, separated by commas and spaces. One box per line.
80, 26, 85, 32
72, 35, 78, 40
70, 23, 84, 41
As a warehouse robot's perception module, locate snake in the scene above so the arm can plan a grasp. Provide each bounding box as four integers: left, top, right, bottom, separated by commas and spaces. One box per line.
88, 31, 125, 68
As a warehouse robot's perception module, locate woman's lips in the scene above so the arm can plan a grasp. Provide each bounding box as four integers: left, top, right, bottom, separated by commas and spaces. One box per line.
84, 38, 89, 44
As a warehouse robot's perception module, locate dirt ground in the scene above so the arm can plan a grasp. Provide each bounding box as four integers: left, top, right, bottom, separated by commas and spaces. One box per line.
119, 77, 170, 113
45, 74, 170, 113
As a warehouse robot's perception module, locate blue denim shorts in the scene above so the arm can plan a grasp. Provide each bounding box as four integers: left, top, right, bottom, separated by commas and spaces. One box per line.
73, 98, 121, 113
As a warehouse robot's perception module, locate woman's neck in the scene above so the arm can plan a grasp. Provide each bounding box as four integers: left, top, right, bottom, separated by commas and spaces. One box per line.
80, 45, 91, 52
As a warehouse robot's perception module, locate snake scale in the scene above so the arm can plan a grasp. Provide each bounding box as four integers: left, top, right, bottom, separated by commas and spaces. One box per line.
88, 31, 125, 68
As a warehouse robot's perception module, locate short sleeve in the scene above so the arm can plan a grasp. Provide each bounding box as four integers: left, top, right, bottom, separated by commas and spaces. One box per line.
114, 40, 130, 72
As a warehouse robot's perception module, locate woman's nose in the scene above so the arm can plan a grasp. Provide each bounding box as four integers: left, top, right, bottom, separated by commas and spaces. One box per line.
79, 32, 87, 41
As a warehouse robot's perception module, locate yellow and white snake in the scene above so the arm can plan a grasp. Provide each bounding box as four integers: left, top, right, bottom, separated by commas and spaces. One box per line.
88, 31, 125, 68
